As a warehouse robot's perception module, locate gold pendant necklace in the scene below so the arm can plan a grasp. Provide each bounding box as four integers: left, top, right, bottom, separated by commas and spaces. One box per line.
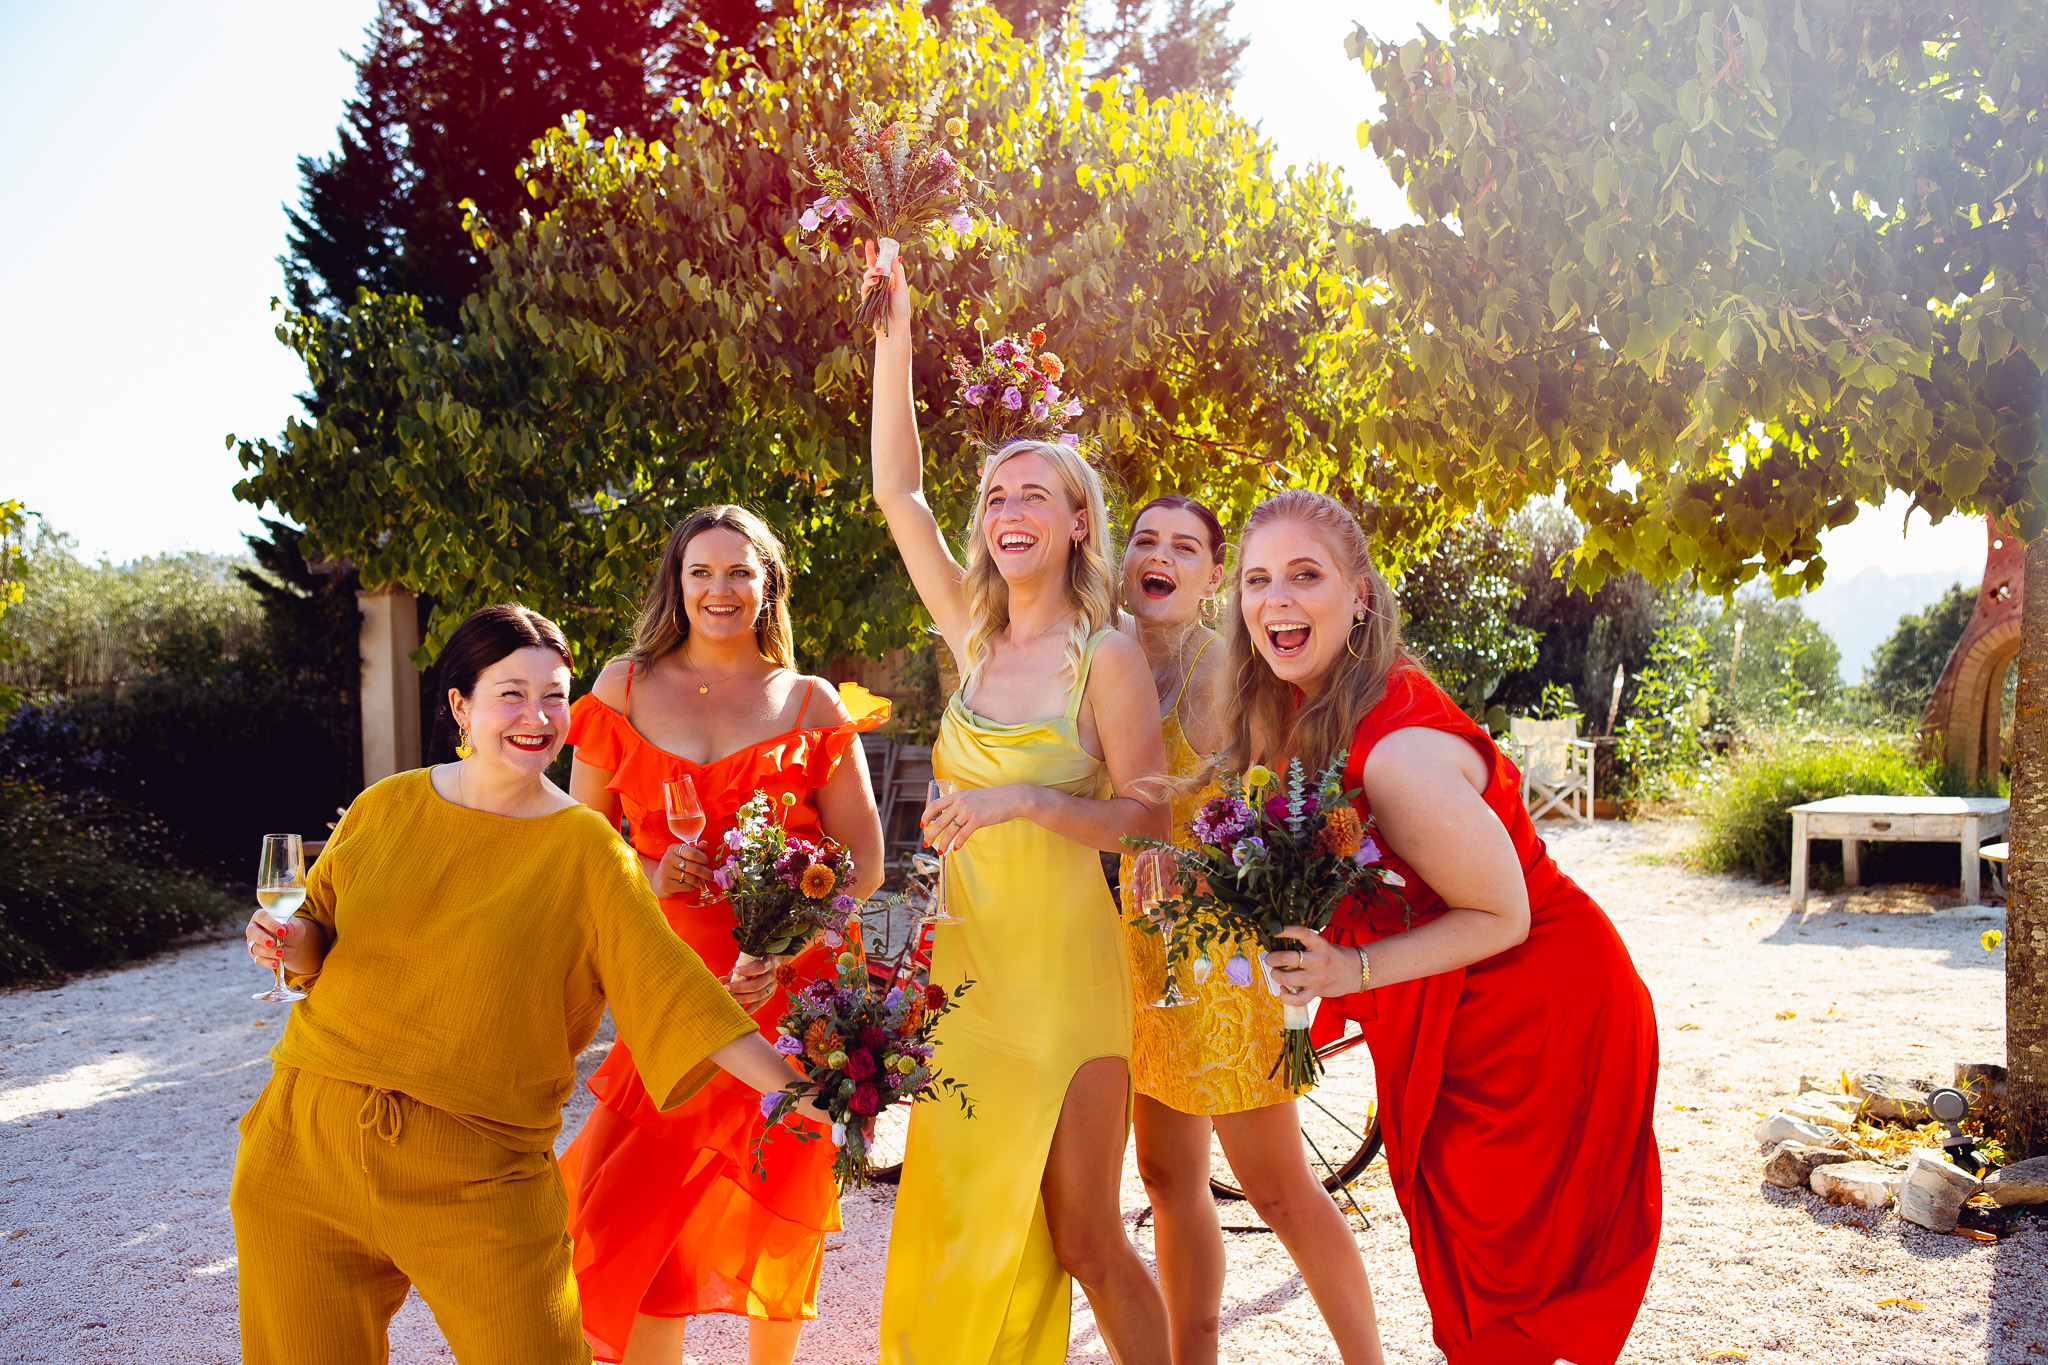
687, 661, 754, 695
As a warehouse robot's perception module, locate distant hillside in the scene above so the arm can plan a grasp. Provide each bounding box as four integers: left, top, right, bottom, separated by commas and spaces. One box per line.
1799, 567, 1976, 682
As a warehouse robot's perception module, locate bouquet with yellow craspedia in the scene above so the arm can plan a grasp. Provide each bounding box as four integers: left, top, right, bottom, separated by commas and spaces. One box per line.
1124, 751, 1405, 1089
713, 790, 859, 973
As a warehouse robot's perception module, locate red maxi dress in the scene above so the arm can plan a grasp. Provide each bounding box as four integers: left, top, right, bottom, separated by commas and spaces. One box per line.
558, 677, 888, 1362
1323, 665, 1661, 1364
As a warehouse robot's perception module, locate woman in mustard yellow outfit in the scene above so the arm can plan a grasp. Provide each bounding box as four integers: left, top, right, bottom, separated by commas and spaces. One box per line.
233, 605, 827, 1365
864, 250, 1174, 1365
1118, 496, 1385, 1365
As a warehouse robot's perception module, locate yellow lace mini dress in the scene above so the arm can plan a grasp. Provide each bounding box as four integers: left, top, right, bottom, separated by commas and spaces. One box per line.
1121, 640, 1308, 1116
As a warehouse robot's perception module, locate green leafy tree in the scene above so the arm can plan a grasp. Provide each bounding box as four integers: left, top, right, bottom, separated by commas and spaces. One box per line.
0, 502, 27, 719
1701, 590, 1841, 727
237, 1, 1430, 669
1089, 0, 1249, 97
1494, 501, 1668, 729
288, 0, 780, 328
1397, 515, 1541, 714
1345, 0, 2047, 1151
1865, 581, 1976, 716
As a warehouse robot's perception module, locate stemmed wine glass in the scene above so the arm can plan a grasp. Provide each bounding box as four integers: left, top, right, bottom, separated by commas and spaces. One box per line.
914, 778, 964, 924
1138, 852, 1192, 1009
253, 834, 307, 1004
664, 775, 708, 905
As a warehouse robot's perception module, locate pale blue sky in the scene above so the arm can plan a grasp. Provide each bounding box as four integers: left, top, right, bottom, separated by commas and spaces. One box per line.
0, 0, 1987, 589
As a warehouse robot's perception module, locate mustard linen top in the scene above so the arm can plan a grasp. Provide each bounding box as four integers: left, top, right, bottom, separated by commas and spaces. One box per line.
275, 768, 756, 1152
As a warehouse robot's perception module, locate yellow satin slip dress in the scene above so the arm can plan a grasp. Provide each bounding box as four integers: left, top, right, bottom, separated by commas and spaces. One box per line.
878, 627, 1133, 1365
1120, 636, 1306, 1115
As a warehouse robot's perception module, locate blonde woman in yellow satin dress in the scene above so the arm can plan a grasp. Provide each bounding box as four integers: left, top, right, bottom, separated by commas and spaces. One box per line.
865, 249, 1174, 1365
1117, 495, 1385, 1365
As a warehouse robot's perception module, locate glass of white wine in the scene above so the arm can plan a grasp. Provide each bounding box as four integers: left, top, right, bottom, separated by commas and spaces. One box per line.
1140, 853, 1193, 1010
917, 779, 964, 924
254, 833, 307, 1004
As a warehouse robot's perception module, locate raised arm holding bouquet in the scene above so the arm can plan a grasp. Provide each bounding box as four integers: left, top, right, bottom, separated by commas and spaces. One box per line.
796, 101, 982, 333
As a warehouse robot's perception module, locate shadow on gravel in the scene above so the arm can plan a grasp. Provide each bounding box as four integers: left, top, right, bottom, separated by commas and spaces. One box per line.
1755, 911, 2004, 974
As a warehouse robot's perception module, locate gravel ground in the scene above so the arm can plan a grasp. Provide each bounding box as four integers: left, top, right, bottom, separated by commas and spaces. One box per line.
2, 818, 2041, 1363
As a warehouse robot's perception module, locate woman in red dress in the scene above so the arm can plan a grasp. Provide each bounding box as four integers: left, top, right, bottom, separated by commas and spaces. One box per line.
1235, 490, 1661, 1365
558, 504, 887, 1365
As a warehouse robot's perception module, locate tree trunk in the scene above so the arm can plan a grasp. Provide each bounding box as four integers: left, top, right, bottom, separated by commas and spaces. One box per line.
2009, 531, 2048, 1160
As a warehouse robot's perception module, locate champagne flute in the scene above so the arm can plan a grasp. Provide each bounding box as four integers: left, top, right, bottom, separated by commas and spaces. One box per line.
1140, 853, 1193, 1009
663, 774, 709, 905
917, 779, 964, 924
253, 834, 307, 1004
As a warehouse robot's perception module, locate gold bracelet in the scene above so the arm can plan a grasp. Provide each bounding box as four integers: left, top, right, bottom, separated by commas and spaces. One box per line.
1356, 944, 1371, 994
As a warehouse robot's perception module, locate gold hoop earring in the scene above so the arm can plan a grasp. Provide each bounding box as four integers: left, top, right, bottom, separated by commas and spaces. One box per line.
455, 727, 473, 759
671, 604, 687, 638
1345, 615, 1365, 660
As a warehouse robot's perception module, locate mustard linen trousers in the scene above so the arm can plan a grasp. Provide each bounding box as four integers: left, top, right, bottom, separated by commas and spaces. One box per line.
230, 1065, 591, 1364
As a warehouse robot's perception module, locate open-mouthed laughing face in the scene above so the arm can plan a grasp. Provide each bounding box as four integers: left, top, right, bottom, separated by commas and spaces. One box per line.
1237, 519, 1370, 691
681, 525, 768, 647
448, 646, 571, 774
980, 450, 1086, 586
1121, 504, 1222, 630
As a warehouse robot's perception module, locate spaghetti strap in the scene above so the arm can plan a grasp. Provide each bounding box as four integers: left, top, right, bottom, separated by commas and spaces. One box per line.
1165, 635, 1216, 723
621, 660, 636, 724
793, 680, 815, 730
1063, 628, 1118, 721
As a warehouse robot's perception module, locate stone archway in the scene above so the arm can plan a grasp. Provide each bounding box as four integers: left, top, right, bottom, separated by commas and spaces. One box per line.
1919, 519, 2026, 786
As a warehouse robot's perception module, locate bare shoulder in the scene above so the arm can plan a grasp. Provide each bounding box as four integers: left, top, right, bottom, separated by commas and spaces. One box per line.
1362, 725, 1491, 795
794, 672, 853, 726
589, 657, 637, 710
1089, 627, 1148, 680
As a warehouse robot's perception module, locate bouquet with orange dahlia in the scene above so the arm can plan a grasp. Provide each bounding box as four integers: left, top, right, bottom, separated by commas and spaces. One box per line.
714, 790, 858, 971
753, 949, 974, 1187
948, 319, 1083, 454
796, 100, 984, 334
1123, 751, 1405, 1088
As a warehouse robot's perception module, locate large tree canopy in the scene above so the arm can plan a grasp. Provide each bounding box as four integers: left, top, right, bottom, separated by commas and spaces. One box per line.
1345, 0, 2047, 1154
1348, 0, 2043, 594
238, 2, 1431, 666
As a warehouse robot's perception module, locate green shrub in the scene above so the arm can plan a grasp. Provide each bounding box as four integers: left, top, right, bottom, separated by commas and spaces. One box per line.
0, 780, 244, 986
1691, 732, 1933, 882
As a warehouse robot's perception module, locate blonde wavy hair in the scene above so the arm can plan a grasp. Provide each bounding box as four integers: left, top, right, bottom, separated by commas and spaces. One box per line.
1222, 490, 1405, 775
957, 440, 1120, 699
627, 504, 797, 673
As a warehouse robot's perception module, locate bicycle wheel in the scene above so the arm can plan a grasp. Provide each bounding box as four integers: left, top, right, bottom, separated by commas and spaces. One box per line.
1209, 1025, 1380, 1199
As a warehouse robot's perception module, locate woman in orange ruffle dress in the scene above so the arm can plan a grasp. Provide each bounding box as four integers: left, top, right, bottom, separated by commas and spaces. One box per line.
558, 505, 887, 1365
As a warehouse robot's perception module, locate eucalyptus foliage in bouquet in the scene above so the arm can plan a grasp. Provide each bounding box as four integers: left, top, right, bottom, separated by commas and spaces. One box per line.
754, 949, 974, 1187
948, 319, 1084, 455
796, 100, 983, 333
714, 790, 858, 971
1125, 754, 1405, 1089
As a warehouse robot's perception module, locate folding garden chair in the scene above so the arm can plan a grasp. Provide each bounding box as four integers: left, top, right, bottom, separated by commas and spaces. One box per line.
1507, 716, 1596, 825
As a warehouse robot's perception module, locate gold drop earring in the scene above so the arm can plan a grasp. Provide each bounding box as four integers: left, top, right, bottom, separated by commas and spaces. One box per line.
456, 726, 474, 759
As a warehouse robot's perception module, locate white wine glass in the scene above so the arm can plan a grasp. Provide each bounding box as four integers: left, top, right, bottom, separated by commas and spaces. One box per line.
254, 833, 307, 1004
916, 778, 963, 924
1141, 853, 1193, 1010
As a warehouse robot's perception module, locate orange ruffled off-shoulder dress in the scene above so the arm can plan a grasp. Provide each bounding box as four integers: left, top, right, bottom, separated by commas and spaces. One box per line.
558, 678, 888, 1362
1325, 665, 1661, 1365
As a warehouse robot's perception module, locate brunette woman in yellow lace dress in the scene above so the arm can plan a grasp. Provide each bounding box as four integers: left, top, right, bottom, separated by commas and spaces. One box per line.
1118, 496, 1384, 1365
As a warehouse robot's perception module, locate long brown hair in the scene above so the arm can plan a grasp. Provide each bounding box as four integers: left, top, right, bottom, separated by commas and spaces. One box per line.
1222, 490, 1404, 776
627, 505, 796, 673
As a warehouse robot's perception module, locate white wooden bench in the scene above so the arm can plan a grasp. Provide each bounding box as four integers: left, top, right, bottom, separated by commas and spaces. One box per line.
1787, 796, 2010, 917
